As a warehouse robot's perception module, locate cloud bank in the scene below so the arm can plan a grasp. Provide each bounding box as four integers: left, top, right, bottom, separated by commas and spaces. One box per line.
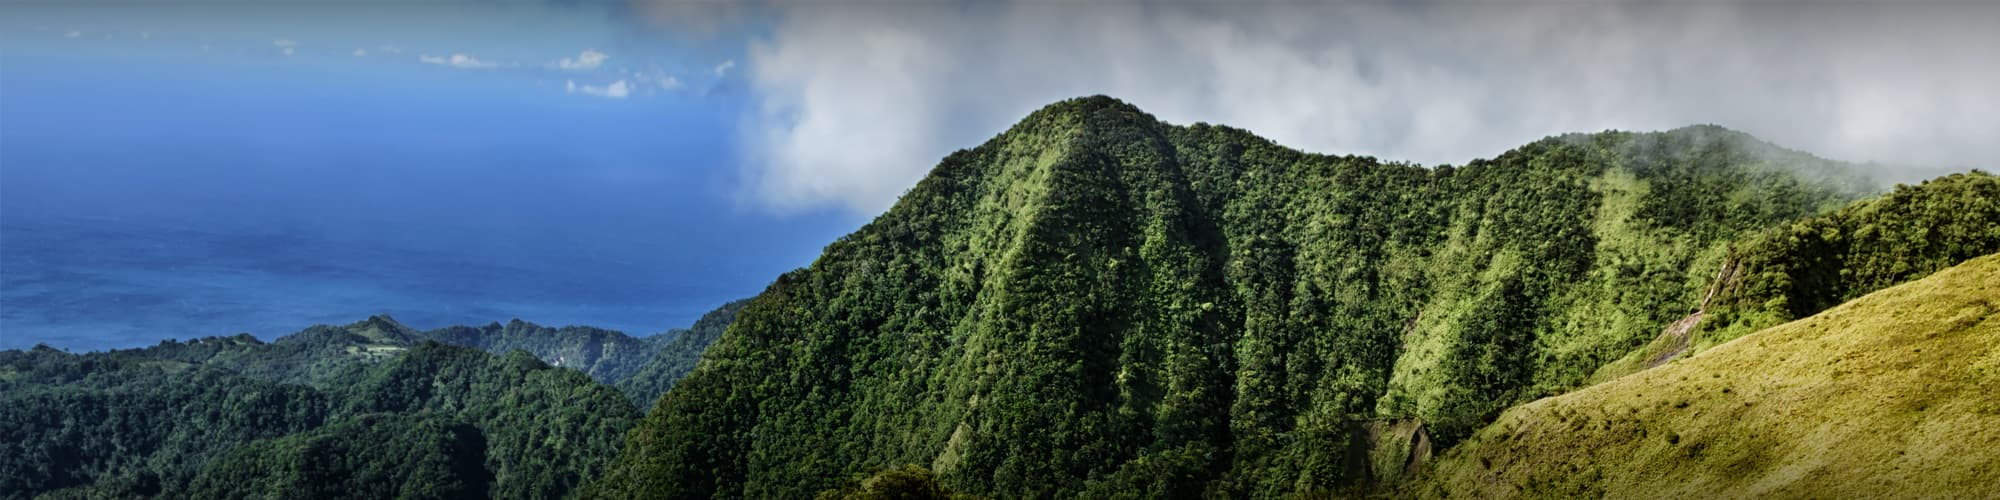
721, 0, 2000, 215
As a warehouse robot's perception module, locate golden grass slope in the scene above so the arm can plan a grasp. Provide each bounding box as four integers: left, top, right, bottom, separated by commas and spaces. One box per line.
1415, 253, 2000, 498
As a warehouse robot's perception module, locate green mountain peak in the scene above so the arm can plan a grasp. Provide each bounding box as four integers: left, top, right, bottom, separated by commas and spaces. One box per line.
589, 97, 1993, 498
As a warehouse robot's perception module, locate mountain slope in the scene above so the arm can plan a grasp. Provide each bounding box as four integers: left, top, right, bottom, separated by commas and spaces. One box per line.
614, 299, 750, 408
591, 96, 1885, 498
1416, 252, 2000, 498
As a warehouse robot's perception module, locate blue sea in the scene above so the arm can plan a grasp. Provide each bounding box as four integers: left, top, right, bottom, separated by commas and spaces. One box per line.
0, 49, 865, 352
0, 212, 812, 352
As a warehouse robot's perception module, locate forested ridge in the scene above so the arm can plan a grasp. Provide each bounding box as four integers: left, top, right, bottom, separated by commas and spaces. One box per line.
594, 96, 2000, 498
0, 340, 632, 499
0, 302, 744, 499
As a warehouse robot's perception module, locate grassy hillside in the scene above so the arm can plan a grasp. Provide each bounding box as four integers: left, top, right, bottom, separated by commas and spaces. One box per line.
1416, 253, 2000, 498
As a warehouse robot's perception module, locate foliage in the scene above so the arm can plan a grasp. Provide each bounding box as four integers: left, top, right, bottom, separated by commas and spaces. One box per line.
816, 465, 973, 500
0, 337, 637, 499
1415, 253, 2000, 498
1697, 171, 2000, 348
0, 347, 330, 498
420, 320, 656, 385
614, 299, 751, 408
188, 413, 491, 500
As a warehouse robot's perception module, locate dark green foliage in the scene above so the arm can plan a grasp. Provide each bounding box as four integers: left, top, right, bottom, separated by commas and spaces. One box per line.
817, 465, 970, 500
188, 414, 491, 500
1700, 171, 2000, 345
0, 335, 637, 498
594, 96, 1886, 498
615, 299, 751, 408
0, 347, 331, 498
338, 343, 640, 499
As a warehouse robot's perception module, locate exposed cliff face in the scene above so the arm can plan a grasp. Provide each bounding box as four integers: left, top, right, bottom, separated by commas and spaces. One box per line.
593, 96, 1882, 498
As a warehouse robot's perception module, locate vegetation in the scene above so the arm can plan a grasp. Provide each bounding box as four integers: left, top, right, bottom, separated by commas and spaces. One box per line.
188, 413, 492, 499
1415, 253, 2000, 498
421, 320, 657, 384
614, 299, 751, 408
0, 337, 637, 498
817, 465, 973, 500
1700, 171, 2000, 348
591, 96, 1948, 498
0, 347, 331, 498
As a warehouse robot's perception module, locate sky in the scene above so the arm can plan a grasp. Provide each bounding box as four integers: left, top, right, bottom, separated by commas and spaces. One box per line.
2, 0, 1997, 350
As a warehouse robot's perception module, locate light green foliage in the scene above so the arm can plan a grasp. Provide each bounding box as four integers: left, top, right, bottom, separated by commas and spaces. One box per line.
1696, 171, 2000, 350
593, 97, 1888, 498
1416, 253, 2000, 498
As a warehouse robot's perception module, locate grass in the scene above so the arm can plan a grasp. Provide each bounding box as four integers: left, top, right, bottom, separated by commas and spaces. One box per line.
1412, 252, 2000, 498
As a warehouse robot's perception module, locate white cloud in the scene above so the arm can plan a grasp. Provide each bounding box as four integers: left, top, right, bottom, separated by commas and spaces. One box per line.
567, 79, 632, 99
64, 30, 80, 38
282, 47, 294, 56
420, 53, 500, 69
713, 59, 735, 76
557, 49, 610, 70
353, 49, 367, 57
379, 45, 403, 54
635, 68, 684, 91
735, 1, 2000, 215
272, 39, 295, 47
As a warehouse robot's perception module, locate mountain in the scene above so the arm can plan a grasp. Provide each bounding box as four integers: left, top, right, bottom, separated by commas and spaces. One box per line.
1415, 252, 2000, 497
421, 320, 657, 383
591, 96, 2000, 498
1594, 171, 2000, 381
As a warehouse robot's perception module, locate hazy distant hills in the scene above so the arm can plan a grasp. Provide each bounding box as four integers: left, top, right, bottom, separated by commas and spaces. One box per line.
592, 96, 2000, 498
5, 96, 1998, 499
